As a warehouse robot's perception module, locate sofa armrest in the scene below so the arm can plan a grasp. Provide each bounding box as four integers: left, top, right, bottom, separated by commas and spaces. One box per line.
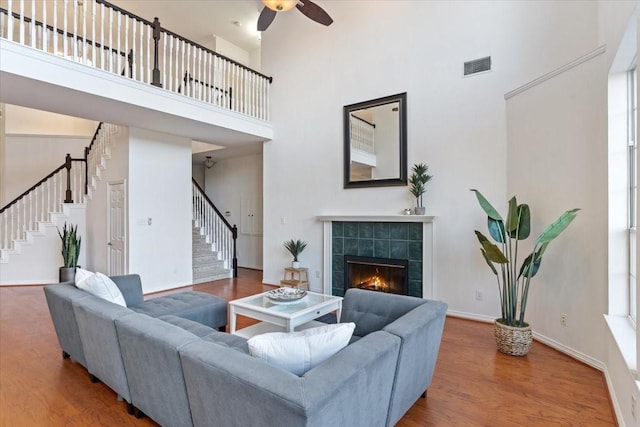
43, 283, 91, 367
180, 330, 400, 427
110, 274, 144, 307
72, 296, 134, 403
382, 300, 448, 426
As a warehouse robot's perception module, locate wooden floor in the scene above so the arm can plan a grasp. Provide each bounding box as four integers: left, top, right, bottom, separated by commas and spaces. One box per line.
0, 268, 616, 426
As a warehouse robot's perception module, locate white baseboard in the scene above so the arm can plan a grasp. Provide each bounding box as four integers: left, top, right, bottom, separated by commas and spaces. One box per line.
446, 309, 495, 323
446, 310, 605, 372
602, 365, 626, 427
532, 331, 605, 371
0, 279, 57, 286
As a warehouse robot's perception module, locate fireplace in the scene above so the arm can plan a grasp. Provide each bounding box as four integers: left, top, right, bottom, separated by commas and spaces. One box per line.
344, 255, 408, 295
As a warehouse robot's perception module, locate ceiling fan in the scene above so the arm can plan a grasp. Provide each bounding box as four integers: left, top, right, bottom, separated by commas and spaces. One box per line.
257, 0, 333, 31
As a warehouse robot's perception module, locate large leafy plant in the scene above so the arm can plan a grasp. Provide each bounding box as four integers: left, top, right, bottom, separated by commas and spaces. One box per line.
471, 190, 579, 327
58, 222, 81, 268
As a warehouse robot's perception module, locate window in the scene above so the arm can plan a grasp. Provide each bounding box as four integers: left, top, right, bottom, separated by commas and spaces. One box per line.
629, 66, 637, 325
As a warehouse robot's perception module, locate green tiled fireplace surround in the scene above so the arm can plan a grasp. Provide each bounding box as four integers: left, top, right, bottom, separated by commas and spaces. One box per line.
332, 221, 423, 297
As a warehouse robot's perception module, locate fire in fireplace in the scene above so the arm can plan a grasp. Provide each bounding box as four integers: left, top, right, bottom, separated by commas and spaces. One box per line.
344, 255, 408, 295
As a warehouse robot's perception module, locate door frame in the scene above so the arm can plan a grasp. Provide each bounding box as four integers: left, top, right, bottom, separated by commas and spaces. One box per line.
107, 179, 127, 276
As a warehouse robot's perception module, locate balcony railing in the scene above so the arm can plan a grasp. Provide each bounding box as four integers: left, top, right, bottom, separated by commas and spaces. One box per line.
0, 0, 272, 120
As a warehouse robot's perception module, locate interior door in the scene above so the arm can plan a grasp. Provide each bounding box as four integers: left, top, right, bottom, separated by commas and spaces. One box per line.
107, 180, 126, 276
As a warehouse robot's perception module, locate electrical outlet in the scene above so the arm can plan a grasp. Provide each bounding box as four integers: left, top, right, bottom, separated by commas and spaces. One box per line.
315, 270, 320, 278
560, 313, 567, 326
475, 290, 483, 301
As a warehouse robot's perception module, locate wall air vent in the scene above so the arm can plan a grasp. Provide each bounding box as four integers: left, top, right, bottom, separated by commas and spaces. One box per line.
464, 56, 491, 76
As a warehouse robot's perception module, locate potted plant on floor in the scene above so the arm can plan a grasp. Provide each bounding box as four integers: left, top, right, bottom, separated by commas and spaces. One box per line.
283, 238, 307, 269
58, 222, 81, 282
471, 189, 579, 356
409, 163, 432, 215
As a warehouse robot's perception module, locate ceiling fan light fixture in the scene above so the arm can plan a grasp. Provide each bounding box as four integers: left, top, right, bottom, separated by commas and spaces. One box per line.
204, 156, 216, 169
262, 0, 298, 12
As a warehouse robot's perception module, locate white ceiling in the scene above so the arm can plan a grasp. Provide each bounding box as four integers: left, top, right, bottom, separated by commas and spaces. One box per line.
113, 1, 264, 53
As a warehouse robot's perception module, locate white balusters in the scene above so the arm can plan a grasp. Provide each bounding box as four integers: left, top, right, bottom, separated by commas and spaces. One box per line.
192, 181, 234, 273
146, 22, 151, 83
6, 0, 13, 42
1, 1, 271, 119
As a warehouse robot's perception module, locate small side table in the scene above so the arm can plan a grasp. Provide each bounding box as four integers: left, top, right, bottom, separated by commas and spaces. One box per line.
280, 267, 309, 290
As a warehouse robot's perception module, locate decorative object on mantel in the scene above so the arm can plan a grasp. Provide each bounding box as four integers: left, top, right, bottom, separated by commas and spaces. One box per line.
283, 238, 308, 268
471, 189, 579, 356
58, 222, 81, 282
403, 208, 412, 215
409, 163, 432, 215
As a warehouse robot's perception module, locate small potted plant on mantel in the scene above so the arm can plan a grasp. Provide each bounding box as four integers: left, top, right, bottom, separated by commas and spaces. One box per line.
283, 238, 307, 269
58, 222, 81, 282
471, 189, 579, 356
409, 163, 433, 215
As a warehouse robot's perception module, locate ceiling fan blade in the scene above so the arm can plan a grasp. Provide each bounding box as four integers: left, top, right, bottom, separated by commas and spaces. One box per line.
257, 6, 277, 31
296, 0, 333, 26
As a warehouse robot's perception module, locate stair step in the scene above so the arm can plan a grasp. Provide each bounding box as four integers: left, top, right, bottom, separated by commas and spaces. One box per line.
193, 253, 221, 263
192, 218, 232, 285
193, 261, 226, 273
193, 244, 224, 255
192, 270, 232, 284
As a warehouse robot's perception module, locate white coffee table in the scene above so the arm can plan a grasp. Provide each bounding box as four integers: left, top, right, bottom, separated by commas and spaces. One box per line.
229, 290, 343, 338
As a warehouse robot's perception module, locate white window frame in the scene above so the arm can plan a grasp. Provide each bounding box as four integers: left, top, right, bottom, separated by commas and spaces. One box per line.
629, 65, 637, 325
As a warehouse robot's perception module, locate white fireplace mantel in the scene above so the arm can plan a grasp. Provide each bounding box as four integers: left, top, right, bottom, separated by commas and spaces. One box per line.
316, 215, 435, 223
317, 215, 435, 299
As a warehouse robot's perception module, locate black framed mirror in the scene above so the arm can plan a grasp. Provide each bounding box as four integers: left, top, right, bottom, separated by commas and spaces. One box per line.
344, 92, 407, 188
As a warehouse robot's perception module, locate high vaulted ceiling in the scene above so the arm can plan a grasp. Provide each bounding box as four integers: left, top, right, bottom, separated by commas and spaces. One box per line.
113, 1, 264, 53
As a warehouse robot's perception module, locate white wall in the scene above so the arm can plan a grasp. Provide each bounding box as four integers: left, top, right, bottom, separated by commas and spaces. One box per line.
1, 105, 96, 205
506, 54, 606, 363
5, 105, 97, 135
86, 127, 129, 274
371, 105, 399, 180
0, 104, 5, 205
204, 153, 263, 270
3, 135, 89, 203
261, 0, 599, 301
213, 35, 250, 67
128, 127, 193, 293
192, 163, 206, 189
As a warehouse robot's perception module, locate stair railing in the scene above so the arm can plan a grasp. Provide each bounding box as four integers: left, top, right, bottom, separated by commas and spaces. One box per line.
0, 116, 119, 250
0, 0, 273, 120
0, 154, 85, 250
192, 179, 238, 278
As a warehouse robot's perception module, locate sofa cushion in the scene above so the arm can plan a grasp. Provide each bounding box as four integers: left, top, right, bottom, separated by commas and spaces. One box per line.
75, 268, 126, 307
247, 322, 355, 375
341, 288, 425, 337
158, 315, 220, 338
131, 291, 227, 329
201, 330, 250, 354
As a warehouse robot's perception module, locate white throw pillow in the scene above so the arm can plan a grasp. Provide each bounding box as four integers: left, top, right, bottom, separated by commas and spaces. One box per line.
247, 322, 356, 376
75, 268, 127, 307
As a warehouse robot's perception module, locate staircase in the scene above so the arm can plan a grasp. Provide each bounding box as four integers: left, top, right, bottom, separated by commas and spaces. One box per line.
0, 123, 119, 285
192, 221, 232, 283
191, 179, 237, 282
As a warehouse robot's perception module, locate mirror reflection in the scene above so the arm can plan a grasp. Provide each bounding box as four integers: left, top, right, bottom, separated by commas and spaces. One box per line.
344, 93, 407, 188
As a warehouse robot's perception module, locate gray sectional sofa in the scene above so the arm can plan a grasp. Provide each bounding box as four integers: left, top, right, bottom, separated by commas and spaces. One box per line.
44, 274, 228, 412
44, 277, 448, 427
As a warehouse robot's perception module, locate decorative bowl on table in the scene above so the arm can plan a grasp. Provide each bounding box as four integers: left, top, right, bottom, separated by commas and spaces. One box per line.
265, 288, 307, 304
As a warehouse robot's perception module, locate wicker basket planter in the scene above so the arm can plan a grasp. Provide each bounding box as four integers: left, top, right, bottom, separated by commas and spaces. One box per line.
494, 320, 532, 356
